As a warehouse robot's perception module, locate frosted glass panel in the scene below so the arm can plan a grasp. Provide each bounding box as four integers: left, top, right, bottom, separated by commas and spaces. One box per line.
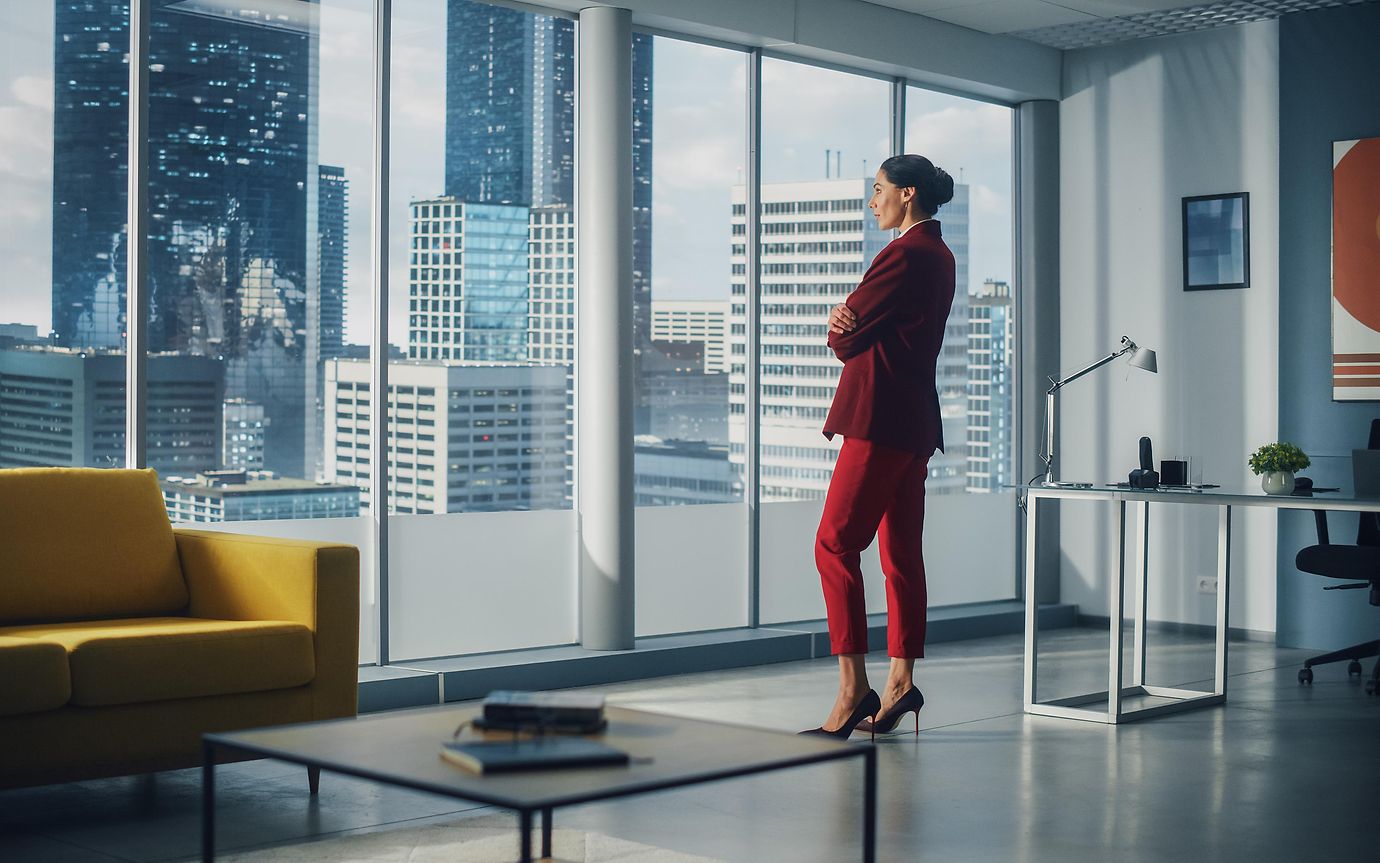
180, 516, 376, 664
636, 503, 748, 637
388, 510, 576, 661
761, 493, 1016, 626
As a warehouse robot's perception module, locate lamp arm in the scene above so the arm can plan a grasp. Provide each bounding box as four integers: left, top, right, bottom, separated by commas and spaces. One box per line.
1046, 344, 1135, 395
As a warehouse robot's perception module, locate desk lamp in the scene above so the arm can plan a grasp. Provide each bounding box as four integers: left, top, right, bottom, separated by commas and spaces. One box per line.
1042, 335, 1158, 487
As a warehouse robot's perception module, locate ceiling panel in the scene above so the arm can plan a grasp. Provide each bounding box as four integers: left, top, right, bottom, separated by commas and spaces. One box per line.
922, 0, 1101, 33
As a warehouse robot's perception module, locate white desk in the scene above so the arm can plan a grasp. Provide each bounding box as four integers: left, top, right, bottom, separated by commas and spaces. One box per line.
1019, 483, 1380, 724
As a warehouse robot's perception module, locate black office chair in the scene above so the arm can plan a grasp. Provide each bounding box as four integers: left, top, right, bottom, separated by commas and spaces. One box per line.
1295, 418, 1380, 695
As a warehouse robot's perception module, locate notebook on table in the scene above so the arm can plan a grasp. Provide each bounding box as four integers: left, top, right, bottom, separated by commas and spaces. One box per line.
440, 736, 629, 775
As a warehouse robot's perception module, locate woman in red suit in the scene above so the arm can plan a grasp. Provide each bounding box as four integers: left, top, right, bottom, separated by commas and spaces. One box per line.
802, 154, 956, 738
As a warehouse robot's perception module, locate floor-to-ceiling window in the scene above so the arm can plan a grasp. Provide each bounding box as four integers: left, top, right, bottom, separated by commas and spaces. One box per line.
752, 57, 892, 624
1, 4, 128, 471
634, 35, 749, 637
382, 0, 579, 660
905, 84, 1017, 606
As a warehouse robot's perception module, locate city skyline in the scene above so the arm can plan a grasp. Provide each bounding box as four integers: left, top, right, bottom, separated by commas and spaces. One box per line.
1, 5, 1011, 346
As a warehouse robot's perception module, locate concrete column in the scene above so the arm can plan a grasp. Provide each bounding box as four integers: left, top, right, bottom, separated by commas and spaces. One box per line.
1017, 99, 1060, 605
577, 6, 635, 650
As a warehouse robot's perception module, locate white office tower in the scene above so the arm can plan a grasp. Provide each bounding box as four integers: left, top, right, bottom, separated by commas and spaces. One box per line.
651, 300, 730, 374
728, 178, 969, 500
527, 205, 576, 365
728, 178, 884, 500
222, 399, 267, 471
407, 197, 530, 363
324, 359, 568, 514
966, 280, 1014, 493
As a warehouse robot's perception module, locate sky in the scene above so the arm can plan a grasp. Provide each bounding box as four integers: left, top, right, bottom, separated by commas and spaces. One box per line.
0, 0, 1012, 347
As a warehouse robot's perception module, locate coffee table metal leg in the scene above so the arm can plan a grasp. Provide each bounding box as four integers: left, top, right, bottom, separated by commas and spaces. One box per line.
518, 809, 533, 862
541, 807, 553, 858
201, 740, 215, 862
862, 747, 876, 862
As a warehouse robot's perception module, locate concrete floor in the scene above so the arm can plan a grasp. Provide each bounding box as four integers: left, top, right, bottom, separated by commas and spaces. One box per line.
2, 626, 1377, 862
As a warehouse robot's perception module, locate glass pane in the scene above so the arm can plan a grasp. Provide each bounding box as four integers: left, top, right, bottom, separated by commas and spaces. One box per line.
635, 36, 747, 637
906, 85, 1016, 605
754, 59, 890, 623
2, 4, 127, 469
905, 86, 1015, 496
129, 0, 370, 526
382, 0, 581, 658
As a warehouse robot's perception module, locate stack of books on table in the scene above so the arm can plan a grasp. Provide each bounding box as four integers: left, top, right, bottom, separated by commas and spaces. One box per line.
439, 690, 628, 775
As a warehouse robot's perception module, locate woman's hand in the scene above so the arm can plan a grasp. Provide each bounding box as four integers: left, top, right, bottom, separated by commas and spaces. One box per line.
828, 302, 857, 336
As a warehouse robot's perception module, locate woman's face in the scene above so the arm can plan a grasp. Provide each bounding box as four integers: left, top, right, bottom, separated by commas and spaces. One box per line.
869, 170, 914, 231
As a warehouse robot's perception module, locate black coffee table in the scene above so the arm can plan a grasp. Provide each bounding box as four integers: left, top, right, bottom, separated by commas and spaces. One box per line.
202, 704, 877, 862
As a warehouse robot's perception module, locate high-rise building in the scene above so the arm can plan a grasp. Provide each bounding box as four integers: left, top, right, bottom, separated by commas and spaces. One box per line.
526, 206, 575, 366
0, 348, 223, 473
444, 1, 653, 419
651, 300, 730, 374
407, 198, 530, 363
966, 279, 1014, 493
727, 178, 970, 500
324, 359, 568, 514
309, 165, 349, 479
51, 1, 318, 478
728, 178, 885, 501
161, 470, 360, 523
223, 399, 267, 471
934, 184, 971, 494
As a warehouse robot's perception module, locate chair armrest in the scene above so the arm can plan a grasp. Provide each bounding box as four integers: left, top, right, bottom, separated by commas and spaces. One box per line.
1311, 510, 1330, 546
174, 529, 360, 718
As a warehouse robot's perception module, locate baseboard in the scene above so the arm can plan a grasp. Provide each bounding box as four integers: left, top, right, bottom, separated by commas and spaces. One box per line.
357, 601, 1080, 713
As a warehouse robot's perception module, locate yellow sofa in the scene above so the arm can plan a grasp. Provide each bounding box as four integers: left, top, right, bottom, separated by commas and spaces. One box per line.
0, 467, 359, 789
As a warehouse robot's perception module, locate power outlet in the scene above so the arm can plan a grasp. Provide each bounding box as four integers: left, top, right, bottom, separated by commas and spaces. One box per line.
1197, 576, 1218, 595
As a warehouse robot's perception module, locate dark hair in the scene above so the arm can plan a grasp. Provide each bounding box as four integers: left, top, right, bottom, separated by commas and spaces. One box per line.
879, 154, 954, 216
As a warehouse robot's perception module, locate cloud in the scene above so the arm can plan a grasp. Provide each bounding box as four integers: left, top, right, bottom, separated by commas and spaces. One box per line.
12, 75, 53, 111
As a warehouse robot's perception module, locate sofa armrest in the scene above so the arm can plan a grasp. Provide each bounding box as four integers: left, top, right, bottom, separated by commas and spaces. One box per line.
174, 529, 360, 718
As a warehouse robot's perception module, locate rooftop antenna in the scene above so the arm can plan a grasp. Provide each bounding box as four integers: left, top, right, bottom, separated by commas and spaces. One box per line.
825, 149, 831, 179
835, 150, 841, 179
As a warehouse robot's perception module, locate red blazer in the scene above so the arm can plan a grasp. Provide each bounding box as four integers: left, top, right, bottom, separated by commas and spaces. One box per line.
823, 220, 956, 457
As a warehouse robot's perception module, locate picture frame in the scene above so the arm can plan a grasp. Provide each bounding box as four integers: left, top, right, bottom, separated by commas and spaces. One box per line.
1331, 136, 1380, 401
1182, 192, 1249, 291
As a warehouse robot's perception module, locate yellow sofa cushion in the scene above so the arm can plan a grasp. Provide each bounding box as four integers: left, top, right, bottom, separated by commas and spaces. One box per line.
0, 468, 188, 623
0, 618, 314, 707
0, 636, 71, 716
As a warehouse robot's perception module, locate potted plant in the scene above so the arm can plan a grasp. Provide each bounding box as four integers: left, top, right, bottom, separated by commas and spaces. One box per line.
1248, 442, 1310, 495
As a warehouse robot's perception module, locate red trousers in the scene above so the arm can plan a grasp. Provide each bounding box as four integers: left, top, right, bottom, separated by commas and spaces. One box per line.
815, 437, 929, 658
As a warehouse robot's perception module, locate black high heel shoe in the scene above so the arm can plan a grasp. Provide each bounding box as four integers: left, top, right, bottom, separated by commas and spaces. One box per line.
857, 687, 924, 735
799, 690, 881, 741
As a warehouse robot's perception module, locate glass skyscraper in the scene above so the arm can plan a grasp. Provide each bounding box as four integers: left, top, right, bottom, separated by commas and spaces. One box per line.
444, 1, 654, 404
51, 1, 319, 478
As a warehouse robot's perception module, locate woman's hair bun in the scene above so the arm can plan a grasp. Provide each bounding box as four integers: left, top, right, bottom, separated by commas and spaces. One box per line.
879, 154, 954, 215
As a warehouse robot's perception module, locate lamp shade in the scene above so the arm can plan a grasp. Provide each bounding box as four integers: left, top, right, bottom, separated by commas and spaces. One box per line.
1129, 345, 1158, 373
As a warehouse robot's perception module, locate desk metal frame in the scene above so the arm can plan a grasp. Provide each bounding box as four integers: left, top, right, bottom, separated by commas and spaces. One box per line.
1022, 485, 1236, 724
1022, 484, 1380, 723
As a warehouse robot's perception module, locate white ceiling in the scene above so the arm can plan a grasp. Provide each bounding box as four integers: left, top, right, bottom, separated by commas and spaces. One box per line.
864, 0, 1376, 49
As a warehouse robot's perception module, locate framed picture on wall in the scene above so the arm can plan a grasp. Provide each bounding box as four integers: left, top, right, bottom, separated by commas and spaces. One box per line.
1331, 136, 1380, 401
1182, 192, 1250, 291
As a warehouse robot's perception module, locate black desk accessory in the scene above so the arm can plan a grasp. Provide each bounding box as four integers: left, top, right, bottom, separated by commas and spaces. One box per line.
1128, 436, 1160, 489
477, 690, 608, 734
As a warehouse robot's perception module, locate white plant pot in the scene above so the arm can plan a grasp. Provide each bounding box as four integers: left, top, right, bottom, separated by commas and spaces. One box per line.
1261, 471, 1295, 495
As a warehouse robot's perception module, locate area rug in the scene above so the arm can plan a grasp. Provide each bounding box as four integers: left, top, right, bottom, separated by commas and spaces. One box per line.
217, 812, 724, 862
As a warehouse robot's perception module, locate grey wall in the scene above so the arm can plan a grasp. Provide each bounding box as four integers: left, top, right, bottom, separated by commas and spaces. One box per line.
1277, 3, 1380, 650
1059, 21, 1280, 634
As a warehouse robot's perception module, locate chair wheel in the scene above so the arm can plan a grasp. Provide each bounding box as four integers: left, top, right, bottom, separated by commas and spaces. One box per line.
1348, 660, 1363, 676
1366, 679, 1379, 696
1298, 668, 1314, 685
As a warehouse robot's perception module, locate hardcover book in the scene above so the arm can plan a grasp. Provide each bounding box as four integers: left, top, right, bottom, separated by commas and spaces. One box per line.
439, 737, 629, 775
